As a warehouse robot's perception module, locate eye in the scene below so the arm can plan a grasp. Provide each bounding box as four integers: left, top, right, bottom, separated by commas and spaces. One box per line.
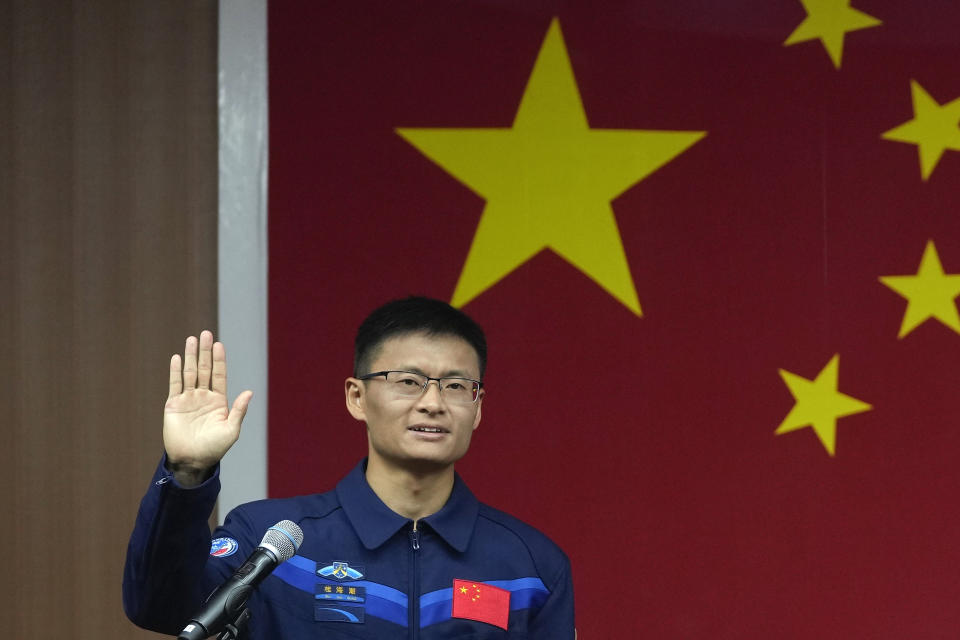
444, 381, 466, 391
394, 374, 423, 386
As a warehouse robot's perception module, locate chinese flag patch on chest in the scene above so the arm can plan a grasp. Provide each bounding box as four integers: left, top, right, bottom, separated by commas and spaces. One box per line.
451, 579, 511, 630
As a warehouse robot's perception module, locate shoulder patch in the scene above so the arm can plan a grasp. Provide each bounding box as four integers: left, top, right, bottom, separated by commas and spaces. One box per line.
210, 537, 239, 558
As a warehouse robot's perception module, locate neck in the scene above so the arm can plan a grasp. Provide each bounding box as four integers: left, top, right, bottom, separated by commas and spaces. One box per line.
365, 455, 456, 523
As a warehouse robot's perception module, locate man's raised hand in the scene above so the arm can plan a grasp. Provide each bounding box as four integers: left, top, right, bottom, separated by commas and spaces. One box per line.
163, 330, 253, 487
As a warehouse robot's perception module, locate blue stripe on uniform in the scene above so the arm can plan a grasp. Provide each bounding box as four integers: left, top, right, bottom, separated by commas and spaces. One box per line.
285, 554, 316, 573
272, 560, 317, 592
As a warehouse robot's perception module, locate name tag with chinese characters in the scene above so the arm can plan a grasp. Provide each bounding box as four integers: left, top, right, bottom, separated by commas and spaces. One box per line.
315, 584, 366, 623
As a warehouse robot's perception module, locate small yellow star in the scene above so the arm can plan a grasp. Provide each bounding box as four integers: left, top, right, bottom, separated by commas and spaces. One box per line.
397, 19, 705, 315
775, 354, 871, 456
880, 240, 960, 337
783, 0, 881, 69
882, 81, 960, 181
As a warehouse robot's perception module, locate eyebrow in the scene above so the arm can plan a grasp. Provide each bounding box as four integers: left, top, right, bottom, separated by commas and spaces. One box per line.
398, 366, 475, 379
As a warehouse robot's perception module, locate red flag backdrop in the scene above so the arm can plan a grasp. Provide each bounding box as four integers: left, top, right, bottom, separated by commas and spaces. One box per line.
268, 2, 960, 636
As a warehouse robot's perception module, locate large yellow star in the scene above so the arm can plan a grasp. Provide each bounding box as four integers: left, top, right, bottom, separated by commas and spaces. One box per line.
783, 0, 882, 69
882, 81, 960, 181
396, 19, 705, 315
775, 355, 871, 456
879, 240, 960, 338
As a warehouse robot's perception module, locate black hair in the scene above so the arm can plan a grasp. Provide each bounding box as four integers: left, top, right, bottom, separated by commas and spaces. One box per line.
353, 296, 487, 379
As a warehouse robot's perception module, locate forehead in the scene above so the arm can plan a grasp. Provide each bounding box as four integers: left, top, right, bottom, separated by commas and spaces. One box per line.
369, 332, 480, 377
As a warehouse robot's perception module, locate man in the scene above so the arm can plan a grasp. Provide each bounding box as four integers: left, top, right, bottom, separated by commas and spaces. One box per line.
124, 296, 575, 638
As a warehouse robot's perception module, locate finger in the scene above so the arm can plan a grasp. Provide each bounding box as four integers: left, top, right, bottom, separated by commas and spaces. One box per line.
197, 330, 214, 389
168, 354, 183, 400
227, 390, 253, 434
183, 335, 198, 390
211, 341, 227, 395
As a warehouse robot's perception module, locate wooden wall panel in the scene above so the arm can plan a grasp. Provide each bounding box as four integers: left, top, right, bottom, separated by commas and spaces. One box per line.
0, 2, 219, 637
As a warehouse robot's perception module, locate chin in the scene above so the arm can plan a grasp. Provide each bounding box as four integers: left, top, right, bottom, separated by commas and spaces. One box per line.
402, 446, 469, 470
370, 436, 471, 471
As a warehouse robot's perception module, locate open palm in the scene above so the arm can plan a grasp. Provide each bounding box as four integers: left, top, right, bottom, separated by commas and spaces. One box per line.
163, 330, 252, 480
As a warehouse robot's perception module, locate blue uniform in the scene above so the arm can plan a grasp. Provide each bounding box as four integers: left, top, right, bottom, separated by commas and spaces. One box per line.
124, 458, 575, 638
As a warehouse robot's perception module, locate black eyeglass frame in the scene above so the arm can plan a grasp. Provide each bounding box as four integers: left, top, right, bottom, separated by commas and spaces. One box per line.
358, 370, 484, 403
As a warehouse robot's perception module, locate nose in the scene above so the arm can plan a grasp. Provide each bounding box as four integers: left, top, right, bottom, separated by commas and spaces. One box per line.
415, 380, 445, 411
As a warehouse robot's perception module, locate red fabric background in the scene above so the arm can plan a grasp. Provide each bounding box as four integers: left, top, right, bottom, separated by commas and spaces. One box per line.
268, 2, 960, 636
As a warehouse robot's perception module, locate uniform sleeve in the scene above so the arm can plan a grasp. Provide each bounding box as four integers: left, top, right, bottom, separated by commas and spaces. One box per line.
122, 456, 247, 635
529, 554, 575, 640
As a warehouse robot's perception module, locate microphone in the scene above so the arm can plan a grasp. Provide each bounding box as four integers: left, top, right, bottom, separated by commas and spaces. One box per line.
178, 520, 304, 640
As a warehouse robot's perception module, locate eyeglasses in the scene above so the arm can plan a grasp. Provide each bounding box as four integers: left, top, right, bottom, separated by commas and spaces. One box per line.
358, 370, 483, 404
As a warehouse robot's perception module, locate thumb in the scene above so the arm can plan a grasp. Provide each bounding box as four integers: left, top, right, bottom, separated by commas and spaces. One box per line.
227, 390, 254, 433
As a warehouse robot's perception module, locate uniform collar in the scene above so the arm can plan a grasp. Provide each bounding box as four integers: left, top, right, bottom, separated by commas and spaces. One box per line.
336, 459, 479, 553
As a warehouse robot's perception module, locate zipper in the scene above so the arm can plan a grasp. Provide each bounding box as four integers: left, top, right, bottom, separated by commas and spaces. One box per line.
409, 525, 420, 639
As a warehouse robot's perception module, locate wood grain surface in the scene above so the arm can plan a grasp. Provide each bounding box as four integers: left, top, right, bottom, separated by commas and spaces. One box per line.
1, 2, 218, 637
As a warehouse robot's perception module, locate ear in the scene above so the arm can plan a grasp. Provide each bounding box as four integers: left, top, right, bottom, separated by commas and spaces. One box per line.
471, 389, 484, 432
344, 377, 367, 421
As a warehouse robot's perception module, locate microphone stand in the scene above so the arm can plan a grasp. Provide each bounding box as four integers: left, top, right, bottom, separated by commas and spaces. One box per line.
214, 607, 250, 640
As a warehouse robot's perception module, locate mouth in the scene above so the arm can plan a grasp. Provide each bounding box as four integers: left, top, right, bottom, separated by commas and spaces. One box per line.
408, 424, 450, 434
